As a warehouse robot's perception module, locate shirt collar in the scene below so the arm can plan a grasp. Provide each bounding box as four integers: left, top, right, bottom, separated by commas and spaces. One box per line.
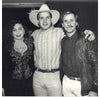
65, 31, 79, 40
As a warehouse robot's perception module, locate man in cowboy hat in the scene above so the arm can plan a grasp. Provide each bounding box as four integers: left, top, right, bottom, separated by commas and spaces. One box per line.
29, 4, 95, 96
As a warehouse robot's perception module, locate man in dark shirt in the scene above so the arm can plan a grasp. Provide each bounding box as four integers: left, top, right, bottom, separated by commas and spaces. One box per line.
60, 11, 98, 96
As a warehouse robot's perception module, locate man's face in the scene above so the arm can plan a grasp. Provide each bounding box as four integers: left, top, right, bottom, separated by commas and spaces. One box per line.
62, 13, 78, 34
38, 11, 52, 30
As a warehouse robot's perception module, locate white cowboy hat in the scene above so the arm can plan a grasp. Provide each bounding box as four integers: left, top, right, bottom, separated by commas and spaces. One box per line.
29, 4, 60, 27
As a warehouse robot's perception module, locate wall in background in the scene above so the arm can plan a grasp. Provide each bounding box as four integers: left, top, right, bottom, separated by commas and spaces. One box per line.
3, 0, 97, 3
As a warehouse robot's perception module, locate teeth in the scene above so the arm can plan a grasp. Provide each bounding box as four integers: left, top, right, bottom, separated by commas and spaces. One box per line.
67, 27, 72, 28
43, 24, 48, 25
16, 35, 21, 37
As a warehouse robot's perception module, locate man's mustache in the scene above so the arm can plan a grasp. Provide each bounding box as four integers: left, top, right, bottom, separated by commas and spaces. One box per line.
67, 25, 73, 27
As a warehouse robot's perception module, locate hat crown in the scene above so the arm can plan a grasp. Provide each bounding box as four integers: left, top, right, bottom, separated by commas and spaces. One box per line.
39, 4, 50, 11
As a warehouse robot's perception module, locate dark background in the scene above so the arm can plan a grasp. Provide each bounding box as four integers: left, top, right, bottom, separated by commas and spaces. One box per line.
2, 1, 98, 96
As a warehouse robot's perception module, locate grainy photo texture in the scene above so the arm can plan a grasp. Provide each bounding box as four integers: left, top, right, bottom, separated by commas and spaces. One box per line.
2, 0, 98, 96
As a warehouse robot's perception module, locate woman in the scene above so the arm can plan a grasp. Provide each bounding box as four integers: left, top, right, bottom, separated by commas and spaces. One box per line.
3, 20, 35, 96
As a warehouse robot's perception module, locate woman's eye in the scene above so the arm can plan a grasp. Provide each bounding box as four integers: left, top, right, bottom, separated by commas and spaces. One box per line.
13, 29, 16, 32
19, 28, 22, 30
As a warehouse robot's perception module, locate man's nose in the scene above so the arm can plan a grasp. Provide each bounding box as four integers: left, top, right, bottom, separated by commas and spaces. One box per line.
43, 18, 47, 23
67, 21, 71, 25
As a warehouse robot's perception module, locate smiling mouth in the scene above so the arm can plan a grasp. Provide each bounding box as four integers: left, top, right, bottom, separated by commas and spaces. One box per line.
43, 24, 48, 26
16, 35, 21, 37
67, 26, 73, 29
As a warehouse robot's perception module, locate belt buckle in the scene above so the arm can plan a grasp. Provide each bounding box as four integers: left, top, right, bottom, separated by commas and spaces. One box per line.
47, 69, 51, 72
75, 77, 77, 80
75, 77, 80, 81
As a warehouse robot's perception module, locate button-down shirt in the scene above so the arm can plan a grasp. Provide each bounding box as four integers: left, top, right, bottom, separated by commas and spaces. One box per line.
31, 26, 64, 70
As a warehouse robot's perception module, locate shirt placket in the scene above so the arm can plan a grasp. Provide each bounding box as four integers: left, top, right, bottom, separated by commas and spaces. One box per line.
43, 32, 48, 69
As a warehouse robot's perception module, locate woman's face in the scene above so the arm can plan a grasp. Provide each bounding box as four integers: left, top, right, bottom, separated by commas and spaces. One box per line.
12, 23, 25, 40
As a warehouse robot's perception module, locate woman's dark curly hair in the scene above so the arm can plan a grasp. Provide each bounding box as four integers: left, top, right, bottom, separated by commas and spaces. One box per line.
4, 20, 30, 49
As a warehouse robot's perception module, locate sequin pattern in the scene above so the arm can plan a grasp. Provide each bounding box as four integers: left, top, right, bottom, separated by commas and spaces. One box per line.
9, 37, 34, 80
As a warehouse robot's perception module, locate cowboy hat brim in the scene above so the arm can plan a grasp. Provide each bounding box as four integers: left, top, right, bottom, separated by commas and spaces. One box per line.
29, 10, 60, 27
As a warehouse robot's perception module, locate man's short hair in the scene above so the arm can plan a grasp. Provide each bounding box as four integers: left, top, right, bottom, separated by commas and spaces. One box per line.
37, 11, 52, 20
61, 11, 78, 23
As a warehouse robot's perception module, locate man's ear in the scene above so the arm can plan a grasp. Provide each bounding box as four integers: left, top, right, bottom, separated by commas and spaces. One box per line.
37, 21, 40, 27
62, 23, 64, 27
76, 22, 79, 27
76, 22, 78, 26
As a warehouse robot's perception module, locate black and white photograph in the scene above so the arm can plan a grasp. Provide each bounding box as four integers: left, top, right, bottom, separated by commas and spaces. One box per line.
2, 0, 98, 96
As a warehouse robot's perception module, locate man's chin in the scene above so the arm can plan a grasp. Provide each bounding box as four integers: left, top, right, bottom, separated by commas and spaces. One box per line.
41, 26, 50, 30
67, 31, 73, 33
65, 29, 73, 32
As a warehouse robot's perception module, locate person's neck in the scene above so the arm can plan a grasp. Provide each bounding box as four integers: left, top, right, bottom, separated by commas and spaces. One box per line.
41, 25, 53, 32
67, 30, 76, 37
14, 38, 24, 43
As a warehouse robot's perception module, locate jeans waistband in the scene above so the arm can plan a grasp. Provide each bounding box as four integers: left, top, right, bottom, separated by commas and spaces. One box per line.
36, 68, 59, 73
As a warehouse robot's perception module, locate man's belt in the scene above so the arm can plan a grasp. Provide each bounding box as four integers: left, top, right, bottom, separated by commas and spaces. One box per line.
37, 68, 59, 73
68, 76, 81, 81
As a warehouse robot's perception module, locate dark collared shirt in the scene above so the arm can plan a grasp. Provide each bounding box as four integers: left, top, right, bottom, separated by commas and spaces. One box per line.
60, 32, 80, 77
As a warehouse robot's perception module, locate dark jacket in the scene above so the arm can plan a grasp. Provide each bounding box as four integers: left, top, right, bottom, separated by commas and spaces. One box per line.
60, 33, 98, 96
76, 37, 98, 95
